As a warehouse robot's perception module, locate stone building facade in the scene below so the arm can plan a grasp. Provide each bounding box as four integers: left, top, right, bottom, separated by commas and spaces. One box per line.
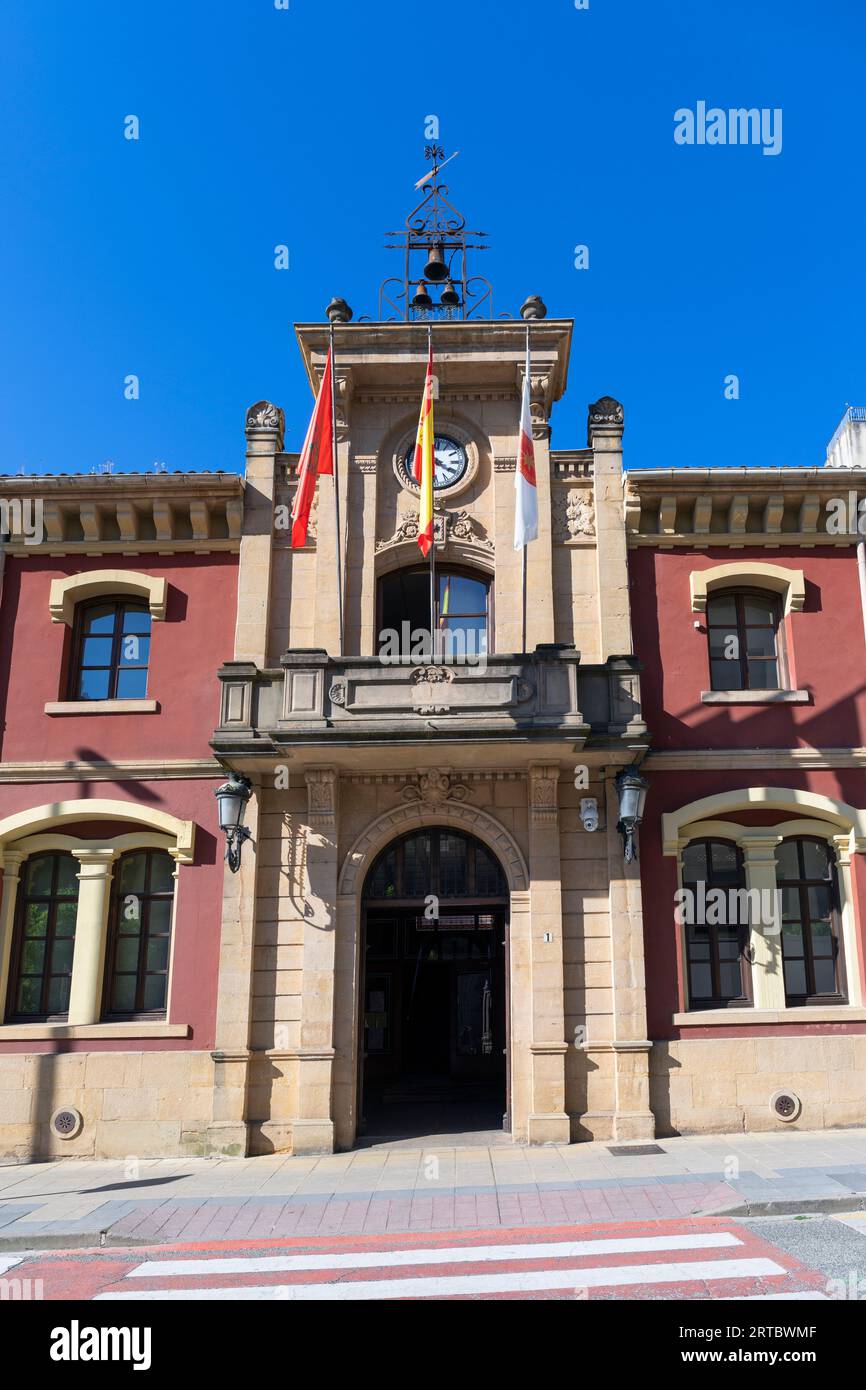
208, 318, 654, 1155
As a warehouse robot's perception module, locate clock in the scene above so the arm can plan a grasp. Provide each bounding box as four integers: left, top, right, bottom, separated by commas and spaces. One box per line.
403, 434, 468, 491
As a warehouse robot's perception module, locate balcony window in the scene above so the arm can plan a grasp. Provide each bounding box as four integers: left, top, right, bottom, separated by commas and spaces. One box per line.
378, 567, 490, 661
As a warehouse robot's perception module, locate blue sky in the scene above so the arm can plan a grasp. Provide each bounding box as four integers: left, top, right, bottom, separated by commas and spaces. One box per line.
1, 0, 863, 477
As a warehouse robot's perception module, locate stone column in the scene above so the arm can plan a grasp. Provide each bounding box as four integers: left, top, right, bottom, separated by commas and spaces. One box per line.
741, 836, 786, 1010
236, 402, 283, 667
605, 772, 655, 1140
524, 370, 556, 649
353, 457, 378, 655
293, 766, 339, 1154
67, 848, 118, 1026
526, 764, 570, 1143
0, 851, 25, 1022
207, 779, 262, 1156
832, 835, 863, 1008
590, 398, 633, 660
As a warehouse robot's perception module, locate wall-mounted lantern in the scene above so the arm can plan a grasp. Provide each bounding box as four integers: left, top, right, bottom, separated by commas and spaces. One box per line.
615, 766, 649, 864
215, 770, 253, 873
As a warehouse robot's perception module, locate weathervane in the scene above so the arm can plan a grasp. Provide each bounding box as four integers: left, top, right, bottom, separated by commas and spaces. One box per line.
379, 146, 493, 322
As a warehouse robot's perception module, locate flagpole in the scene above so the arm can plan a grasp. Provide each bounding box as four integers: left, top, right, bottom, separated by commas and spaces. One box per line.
427, 321, 437, 663
329, 320, 344, 657
521, 321, 530, 653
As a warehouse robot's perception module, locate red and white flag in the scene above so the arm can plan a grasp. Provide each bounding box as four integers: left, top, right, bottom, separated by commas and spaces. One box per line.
513, 347, 538, 550
291, 347, 334, 549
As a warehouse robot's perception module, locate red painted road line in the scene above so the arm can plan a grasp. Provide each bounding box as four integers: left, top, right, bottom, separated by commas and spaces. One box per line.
10, 1218, 828, 1301
9, 1215, 776, 1260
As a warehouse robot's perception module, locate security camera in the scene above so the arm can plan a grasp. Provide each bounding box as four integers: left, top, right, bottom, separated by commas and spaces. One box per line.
580, 797, 599, 833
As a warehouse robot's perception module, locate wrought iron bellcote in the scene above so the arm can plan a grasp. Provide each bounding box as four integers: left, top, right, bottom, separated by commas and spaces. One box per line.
379, 146, 493, 323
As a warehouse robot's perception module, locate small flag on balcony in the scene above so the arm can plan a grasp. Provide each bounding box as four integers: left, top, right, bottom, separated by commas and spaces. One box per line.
513, 345, 538, 550
413, 340, 435, 557
291, 347, 334, 548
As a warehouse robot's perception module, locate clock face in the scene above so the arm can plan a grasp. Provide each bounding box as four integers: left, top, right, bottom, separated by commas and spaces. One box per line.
404, 435, 468, 491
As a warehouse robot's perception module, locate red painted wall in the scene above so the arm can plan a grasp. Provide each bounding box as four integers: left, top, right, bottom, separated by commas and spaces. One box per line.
629, 543, 866, 1037
0, 778, 223, 1053
639, 769, 866, 1040
629, 546, 866, 749
0, 553, 237, 762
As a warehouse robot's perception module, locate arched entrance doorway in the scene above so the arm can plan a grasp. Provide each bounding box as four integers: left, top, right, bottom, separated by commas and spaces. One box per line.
359, 827, 509, 1141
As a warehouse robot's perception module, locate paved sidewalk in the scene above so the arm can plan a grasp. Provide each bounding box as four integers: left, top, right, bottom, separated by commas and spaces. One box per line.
1, 1127, 866, 1249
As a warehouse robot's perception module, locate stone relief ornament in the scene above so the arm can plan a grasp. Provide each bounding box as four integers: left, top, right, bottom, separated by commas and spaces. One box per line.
410, 664, 455, 715
246, 401, 285, 434
376, 509, 490, 551
328, 681, 347, 706
555, 489, 596, 540
529, 764, 559, 825
588, 396, 624, 427
401, 770, 470, 806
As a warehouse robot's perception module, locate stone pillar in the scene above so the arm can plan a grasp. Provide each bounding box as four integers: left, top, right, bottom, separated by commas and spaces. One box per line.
741, 837, 786, 1010
524, 370, 556, 650
832, 835, 863, 1008
207, 779, 262, 1156
0, 851, 25, 1022
605, 772, 655, 1140
236, 402, 283, 667
589, 398, 633, 660
526, 764, 570, 1143
293, 766, 339, 1154
353, 457, 378, 655
67, 848, 117, 1026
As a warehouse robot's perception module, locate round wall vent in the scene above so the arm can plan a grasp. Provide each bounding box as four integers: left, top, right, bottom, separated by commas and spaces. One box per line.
769, 1089, 801, 1123
50, 1106, 83, 1140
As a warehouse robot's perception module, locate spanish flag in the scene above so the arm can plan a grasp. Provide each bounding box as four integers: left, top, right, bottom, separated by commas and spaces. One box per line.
413, 340, 435, 557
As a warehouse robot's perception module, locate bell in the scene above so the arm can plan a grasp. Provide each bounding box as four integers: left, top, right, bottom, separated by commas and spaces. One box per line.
423, 244, 449, 282
411, 283, 433, 310
440, 280, 460, 308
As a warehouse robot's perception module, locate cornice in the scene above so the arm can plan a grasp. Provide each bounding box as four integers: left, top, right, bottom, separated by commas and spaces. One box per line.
0, 758, 224, 782
644, 748, 866, 771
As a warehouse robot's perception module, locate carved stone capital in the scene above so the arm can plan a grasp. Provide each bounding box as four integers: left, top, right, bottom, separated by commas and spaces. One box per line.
587, 396, 624, 444
305, 766, 339, 828
528, 763, 559, 826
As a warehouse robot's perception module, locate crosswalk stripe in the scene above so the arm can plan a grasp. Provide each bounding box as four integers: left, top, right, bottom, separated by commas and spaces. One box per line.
125, 1231, 743, 1279
97, 1255, 786, 1300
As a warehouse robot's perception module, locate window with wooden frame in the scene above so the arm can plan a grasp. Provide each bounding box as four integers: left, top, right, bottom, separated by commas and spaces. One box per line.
706, 590, 784, 692
775, 837, 846, 1005
70, 599, 151, 700
364, 829, 507, 905
681, 838, 752, 1009
103, 849, 175, 1018
377, 567, 491, 660
7, 852, 79, 1021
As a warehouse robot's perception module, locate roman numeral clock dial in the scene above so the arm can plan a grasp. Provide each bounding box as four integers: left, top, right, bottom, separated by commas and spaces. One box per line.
403, 435, 468, 490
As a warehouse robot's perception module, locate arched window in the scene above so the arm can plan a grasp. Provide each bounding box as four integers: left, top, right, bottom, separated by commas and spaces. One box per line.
70, 599, 151, 700
706, 590, 783, 692
378, 567, 491, 661
103, 849, 175, 1017
681, 838, 751, 1009
364, 829, 507, 903
775, 838, 845, 1004
7, 853, 79, 1021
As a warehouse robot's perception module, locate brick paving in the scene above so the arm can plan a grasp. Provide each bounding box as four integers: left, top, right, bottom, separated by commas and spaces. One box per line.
0, 1127, 864, 1247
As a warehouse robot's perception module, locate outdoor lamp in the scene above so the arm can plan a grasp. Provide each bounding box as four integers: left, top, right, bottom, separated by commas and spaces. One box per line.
615, 766, 649, 864
215, 770, 253, 873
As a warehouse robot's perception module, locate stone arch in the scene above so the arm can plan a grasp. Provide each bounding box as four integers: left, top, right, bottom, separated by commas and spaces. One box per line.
0, 799, 195, 862
48, 570, 168, 625
339, 798, 529, 897
662, 787, 866, 856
